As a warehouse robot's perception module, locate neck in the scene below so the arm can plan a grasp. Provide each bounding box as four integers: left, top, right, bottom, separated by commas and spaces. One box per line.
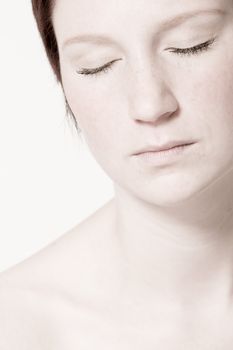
113, 171, 233, 307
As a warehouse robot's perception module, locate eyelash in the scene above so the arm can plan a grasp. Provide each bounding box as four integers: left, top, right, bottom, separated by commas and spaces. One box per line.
76, 59, 120, 77
167, 37, 216, 56
76, 37, 216, 77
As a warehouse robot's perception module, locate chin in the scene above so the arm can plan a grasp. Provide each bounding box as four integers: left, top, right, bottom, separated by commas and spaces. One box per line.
131, 174, 217, 208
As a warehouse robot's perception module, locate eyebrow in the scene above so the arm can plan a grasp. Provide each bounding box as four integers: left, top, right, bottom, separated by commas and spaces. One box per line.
62, 8, 225, 50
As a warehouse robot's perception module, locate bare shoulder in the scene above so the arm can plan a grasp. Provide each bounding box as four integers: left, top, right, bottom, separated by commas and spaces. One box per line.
0, 278, 62, 349
0, 198, 117, 348
0, 198, 116, 295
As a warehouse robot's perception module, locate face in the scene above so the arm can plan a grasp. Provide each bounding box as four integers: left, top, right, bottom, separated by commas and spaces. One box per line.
52, 0, 233, 207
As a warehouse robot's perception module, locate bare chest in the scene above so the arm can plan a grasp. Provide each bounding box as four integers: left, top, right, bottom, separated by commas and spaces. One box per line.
51, 301, 233, 350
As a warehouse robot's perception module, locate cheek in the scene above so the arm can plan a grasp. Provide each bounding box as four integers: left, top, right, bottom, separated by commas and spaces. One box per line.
181, 55, 233, 178
64, 79, 121, 159
63, 69, 130, 154
196, 64, 233, 115
180, 50, 233, 143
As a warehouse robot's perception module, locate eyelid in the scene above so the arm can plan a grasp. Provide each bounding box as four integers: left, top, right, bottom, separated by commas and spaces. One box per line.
76, 58, 122, 75
165, 37, 216, 53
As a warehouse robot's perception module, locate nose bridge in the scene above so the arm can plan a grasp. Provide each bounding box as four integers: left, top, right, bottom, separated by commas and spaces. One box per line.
127, 59, 178, 123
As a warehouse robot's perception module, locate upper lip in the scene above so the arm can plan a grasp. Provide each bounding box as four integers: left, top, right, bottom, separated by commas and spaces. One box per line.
133, 140, 196, 155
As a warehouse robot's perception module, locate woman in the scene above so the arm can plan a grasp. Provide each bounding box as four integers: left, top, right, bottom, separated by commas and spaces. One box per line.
1, 0, 233, 348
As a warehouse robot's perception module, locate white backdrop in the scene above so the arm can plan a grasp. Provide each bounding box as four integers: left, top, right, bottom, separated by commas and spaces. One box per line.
0, 2, 114, 273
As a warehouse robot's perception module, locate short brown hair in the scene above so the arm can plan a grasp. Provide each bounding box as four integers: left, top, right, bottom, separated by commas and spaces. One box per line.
31, 0, 80, 132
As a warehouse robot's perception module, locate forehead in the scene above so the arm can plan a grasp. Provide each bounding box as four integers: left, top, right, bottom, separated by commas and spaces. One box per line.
52, 0, 229, 44
53, 0, 228, 20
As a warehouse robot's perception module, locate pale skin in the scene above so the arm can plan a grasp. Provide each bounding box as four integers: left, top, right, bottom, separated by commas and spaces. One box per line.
1, 0, 233, 348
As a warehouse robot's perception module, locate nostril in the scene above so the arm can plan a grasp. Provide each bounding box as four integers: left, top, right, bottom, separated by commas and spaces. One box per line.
128, 85, 179, 124
134, 110, 176, 125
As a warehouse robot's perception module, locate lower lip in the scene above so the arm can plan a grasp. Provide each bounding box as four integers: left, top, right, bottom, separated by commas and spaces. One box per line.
134, 143, 195, 166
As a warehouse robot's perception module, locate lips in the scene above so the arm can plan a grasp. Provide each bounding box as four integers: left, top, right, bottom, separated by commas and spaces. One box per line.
133, 140, 196, 155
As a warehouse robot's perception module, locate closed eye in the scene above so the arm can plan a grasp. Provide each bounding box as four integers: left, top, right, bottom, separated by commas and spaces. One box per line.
166, 37, 217, 56
76, 58, 122, 77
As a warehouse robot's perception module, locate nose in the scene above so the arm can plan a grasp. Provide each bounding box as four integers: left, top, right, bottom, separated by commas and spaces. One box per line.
127, 66, 179, 125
